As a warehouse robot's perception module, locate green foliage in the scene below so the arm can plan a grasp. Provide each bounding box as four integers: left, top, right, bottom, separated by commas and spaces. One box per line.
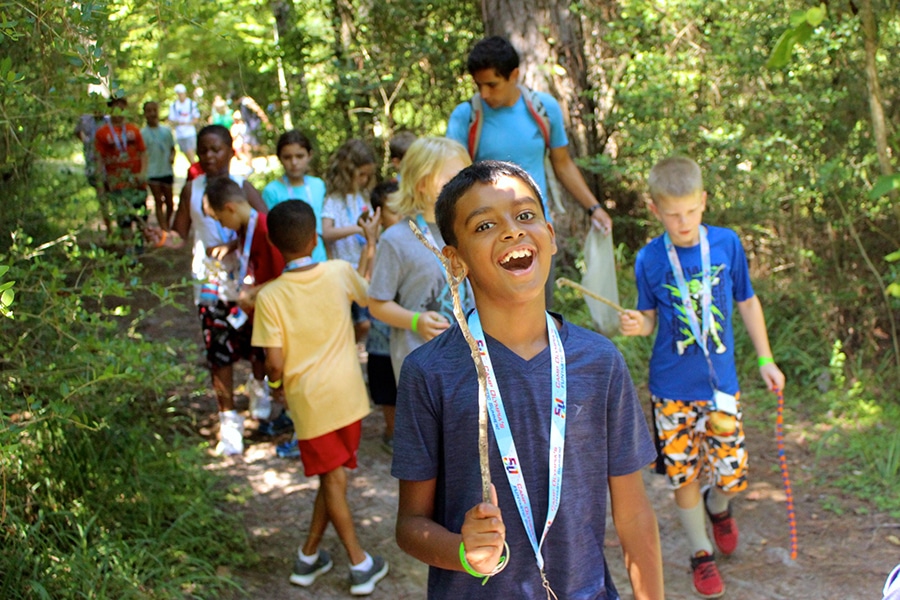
0, 264, 14, 317
767, 4, 828, 69
0, 234, 249, 598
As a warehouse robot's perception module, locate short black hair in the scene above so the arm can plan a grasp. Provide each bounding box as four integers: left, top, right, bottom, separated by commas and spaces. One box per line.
466, 36, 519, 79
276, 129, 313, 156
435, 160, 544, 248
370, 179, 399, 211
197, 124, 232, 148
267, 200, 317, 255
205, 177, 246, 212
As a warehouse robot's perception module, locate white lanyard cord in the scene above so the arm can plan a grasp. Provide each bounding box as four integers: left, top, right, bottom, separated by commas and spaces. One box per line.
468, 310, 565, 595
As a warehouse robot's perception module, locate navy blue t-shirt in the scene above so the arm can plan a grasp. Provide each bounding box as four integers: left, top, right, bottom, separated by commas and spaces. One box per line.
392, 316, 656, 600
635, 225, 754, 400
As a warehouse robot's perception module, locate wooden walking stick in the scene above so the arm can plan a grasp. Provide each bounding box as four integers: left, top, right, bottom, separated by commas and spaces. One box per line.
409, 221, 492, 503
555, 277, 627, 314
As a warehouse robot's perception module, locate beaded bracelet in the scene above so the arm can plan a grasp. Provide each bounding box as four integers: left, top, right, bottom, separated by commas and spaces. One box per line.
458, 541, 510, 585
758, 356, 775, 367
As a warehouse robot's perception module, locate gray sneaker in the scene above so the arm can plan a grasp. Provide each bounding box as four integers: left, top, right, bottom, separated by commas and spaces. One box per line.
349, 555, 388, 596
289, 549, 333, 587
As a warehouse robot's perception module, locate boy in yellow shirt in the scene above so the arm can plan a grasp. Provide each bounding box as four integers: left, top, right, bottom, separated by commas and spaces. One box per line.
251, 199, 387, 595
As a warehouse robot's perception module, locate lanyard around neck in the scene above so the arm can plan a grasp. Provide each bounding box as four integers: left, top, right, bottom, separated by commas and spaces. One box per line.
283, 256, 314, 272
283, 175, 309, 202
467, 310, 566, 578
663, 225, 720, 391
414, 214, 439, 252
415, 214, 466, 310
663, 226, 711, 356
237, 209, 258, 288
106, 119, 128, 154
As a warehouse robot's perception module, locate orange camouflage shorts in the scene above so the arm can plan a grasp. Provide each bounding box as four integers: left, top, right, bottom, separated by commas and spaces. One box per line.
652, 394, 749, 492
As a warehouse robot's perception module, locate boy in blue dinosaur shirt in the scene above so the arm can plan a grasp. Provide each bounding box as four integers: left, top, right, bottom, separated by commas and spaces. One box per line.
620, 156, 785, 598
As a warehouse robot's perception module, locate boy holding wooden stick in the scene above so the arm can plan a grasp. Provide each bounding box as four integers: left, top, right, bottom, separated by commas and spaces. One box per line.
392, 160, 663, 599
619, 156, 785, 598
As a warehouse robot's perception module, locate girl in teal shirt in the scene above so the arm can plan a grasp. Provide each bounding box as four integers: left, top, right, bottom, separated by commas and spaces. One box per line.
262, 130, 327, 262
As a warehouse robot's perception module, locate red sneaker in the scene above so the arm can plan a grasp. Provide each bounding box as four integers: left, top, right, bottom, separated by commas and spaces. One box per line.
690, 551, 725, 598
704, 489, 739, 556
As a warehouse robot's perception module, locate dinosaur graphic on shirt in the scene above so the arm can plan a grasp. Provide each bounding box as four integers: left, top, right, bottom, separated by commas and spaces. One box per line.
663, 264, 728, 356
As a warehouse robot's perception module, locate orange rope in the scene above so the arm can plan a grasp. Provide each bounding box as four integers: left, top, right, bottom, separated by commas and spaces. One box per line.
774, 386, 798, 559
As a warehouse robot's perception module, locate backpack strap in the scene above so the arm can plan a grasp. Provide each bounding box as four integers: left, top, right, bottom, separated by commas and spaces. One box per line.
466, 85, 551, 160
518, 85, 551, 149
466, 93, 484, 159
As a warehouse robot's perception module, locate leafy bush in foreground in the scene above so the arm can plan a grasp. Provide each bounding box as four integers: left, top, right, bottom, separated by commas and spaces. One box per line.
0, 233, 248, 599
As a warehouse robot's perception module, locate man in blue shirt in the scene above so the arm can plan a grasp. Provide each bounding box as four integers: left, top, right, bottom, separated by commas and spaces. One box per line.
446, 36, 612, 234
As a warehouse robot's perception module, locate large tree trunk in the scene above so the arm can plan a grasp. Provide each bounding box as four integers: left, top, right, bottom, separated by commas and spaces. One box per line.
480, 0, 624, 241
481, 0, 601, 180
858, 0, 894, 179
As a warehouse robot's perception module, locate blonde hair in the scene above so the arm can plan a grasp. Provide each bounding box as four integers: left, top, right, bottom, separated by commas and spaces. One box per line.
648, 157, 703, 200
388, 137, 470, 217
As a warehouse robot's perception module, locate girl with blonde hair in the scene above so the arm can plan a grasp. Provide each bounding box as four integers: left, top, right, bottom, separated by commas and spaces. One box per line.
368, 137, 471, 382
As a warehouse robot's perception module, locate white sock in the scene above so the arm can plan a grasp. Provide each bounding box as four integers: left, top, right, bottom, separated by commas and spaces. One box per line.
351, 552, 373, 572
706, 487, 731, 515
677, 502, 714, 555
298, 549, 319, 565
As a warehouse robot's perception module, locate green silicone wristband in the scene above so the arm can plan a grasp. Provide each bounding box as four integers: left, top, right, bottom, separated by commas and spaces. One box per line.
459, 541, 484, 578
758, 356, 775, 367
411, 312, 421, 334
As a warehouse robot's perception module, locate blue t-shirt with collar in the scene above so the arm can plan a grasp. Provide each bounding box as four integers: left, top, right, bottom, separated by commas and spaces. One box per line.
446, 90, 568, 221
261, 175, 327, 262
635, 224, 755, 400
392, 315, 656, 600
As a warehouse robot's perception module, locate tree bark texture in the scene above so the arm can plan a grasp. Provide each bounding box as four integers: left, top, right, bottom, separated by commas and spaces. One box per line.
480, 0, 623, 237
858, 0, 894, 178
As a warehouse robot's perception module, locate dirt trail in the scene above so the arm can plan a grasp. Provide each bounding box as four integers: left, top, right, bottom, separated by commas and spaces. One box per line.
135, 248, 899, 600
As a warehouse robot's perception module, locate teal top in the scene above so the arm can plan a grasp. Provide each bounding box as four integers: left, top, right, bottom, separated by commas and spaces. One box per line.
262, 175, 328, 262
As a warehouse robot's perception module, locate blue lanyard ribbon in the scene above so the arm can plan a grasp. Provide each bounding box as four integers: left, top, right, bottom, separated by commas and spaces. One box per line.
663, 225, 719, 393
283, 256, 314, 272
468, 310, 566, 575
105, 120, 128, 155
283, 175, 309, 202
416, 214, 467, 311
237, 209, 258, 289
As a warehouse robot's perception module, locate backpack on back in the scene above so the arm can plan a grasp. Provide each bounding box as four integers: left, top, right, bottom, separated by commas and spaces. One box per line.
466, 84, 565, 214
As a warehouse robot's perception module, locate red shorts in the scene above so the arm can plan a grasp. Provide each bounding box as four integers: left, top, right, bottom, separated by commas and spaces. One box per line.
298, 420, 362, 477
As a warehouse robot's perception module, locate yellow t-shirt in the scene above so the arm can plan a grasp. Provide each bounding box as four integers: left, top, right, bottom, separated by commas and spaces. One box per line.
252, 260, 370, 440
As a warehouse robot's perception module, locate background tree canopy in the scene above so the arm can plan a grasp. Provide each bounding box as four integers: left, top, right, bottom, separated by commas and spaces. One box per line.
1, 0, 898, 595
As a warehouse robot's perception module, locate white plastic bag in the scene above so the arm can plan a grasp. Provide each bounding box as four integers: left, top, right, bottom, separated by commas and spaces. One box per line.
582, 228, 620, 337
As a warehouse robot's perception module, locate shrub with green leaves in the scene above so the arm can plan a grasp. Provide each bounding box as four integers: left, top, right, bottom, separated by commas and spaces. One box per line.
0, 234, 249, 599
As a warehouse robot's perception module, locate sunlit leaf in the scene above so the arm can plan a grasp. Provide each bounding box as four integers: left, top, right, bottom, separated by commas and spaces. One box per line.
766, 29, 795, 69
806, 5, 827, 27
789, 10, 808, 28
869, 174, 900, 199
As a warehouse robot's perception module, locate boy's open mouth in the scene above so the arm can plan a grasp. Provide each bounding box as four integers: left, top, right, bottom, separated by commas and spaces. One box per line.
499, 248, 534, 271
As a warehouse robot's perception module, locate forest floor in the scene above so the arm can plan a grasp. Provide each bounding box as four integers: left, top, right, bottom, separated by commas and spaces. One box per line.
128, 179, 898, 600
